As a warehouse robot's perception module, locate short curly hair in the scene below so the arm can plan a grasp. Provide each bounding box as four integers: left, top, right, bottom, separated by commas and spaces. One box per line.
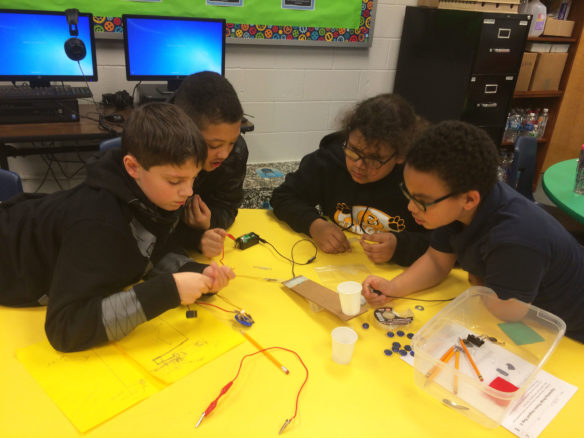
171, 71, 243, 129
340, 94, 425, 155
406, 121, 499, 198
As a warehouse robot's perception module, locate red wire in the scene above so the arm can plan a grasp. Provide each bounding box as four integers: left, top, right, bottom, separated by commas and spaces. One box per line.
219, 234, 235, 265
195, 301, 234, 313
202, 346, 309, 423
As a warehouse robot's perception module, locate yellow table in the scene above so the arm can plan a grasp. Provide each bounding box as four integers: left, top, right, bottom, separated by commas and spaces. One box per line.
1, 209, 582, 438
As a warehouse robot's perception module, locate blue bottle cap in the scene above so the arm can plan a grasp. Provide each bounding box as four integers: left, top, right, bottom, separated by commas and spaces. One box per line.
404, 345, 412, 351
384, 349, 393, 356
397, 330, 405, 337
362, 323, 370, 329
386, 331, 395, 337
407, 333, 414, 339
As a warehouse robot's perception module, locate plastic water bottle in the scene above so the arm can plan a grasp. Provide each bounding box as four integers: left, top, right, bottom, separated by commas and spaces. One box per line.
575, 144, 584, 195
524, 0, 547, 38
537, 108, 549, 139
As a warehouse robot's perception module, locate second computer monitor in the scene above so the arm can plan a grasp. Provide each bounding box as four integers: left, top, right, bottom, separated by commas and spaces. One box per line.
122, 14, 225, 92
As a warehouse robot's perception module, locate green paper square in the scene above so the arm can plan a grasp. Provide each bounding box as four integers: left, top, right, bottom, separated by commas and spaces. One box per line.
498, 321, 544, 346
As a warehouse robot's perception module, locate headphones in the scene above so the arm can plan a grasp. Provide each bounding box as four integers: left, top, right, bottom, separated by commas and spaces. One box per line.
64, 9, 86, 61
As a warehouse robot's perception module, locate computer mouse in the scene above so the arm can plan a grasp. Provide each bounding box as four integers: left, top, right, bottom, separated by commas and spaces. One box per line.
104, 113, 124, 123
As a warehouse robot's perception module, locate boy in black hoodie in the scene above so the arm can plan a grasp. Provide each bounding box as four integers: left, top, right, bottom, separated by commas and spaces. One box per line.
170, 72, 248, 259
271, 94, 429, 266
0, 103, 235, 352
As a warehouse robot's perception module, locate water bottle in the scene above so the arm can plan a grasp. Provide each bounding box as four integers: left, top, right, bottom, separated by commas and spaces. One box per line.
524, 0, 547, 38
575, 144, 584, 195
537, 108, 549, 139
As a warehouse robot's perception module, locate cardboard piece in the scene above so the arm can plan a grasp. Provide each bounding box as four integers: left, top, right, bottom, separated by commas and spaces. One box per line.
282, 276, 368, 321
514, 52, 538, 92
543, 17, 575, 37
437, 0, 520, 13
529, 52, 568, 91
417, 0, 520, 13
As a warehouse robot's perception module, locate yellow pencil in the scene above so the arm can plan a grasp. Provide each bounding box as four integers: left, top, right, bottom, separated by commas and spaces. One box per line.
454, 347, 460, 394
459, 338, 483, 382
240, 330, 289, 375
425, 345, 455, 382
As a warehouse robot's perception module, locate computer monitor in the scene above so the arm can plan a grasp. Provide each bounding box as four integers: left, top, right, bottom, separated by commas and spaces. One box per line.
123, 14, 225, 93
0, 9, 97, 87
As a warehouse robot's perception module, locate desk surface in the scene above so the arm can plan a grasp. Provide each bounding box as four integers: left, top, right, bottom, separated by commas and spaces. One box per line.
1, 209, 582, 438
0, 104, 120, 142
542, 159, 584, 223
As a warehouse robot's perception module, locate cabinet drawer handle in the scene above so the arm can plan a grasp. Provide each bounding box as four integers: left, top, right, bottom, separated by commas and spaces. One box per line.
498, 28, 511, 39
490, 48, 511, 53
484, 84, 498, 94
477, 102, 498, 108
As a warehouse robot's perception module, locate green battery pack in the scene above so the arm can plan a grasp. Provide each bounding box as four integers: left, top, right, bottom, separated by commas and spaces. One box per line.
234, 232, 260, 250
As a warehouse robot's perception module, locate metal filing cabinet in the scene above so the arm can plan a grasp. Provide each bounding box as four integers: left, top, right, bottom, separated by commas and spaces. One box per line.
394, 6, 531, 145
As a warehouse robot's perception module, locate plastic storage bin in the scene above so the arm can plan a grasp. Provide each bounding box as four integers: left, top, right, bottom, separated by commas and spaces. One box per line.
412, 286, 565, 428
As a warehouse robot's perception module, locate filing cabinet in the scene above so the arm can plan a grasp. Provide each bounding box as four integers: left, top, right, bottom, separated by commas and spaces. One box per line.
394, 6, 531, 145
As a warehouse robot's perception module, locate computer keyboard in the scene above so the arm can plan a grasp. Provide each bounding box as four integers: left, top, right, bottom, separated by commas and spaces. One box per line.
0, 85, 93, 100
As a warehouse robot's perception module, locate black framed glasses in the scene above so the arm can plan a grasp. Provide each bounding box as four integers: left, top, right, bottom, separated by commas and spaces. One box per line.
342, 141, 397, 170
399, 181, 455, 212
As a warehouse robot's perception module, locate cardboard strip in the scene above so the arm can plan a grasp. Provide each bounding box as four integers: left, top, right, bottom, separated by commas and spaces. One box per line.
282, 276, 368, 321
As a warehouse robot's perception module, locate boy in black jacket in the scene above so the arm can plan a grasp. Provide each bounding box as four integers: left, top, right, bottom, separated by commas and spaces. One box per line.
271, 94, 429, 266
170, 71, 248, 258
0, 103, 235, 352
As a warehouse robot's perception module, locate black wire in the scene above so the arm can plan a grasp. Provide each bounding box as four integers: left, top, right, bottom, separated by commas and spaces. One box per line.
258, 236, 317, 279
385, 295, 455, 302
370, 286, 455, 302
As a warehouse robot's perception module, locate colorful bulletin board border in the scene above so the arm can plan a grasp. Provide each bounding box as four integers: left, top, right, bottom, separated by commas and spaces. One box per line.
93, 0, 376, 47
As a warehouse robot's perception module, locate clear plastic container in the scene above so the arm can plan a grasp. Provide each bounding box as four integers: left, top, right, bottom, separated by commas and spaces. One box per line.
412, 286, 565, 428
524, 0, 547, 37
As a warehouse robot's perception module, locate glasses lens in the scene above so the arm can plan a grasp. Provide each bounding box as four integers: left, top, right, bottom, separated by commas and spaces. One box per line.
400, 182, 426, 212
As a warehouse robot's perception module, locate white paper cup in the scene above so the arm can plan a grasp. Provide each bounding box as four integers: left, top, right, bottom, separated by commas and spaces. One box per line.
331, 326, 358, 364
337, 281, 362, 316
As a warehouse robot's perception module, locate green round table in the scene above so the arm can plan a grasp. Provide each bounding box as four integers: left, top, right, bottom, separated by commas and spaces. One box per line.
542, 158, 584, 224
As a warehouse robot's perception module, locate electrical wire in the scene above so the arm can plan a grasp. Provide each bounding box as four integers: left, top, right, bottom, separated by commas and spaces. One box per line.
258, 236, 317, 279
195, 346, 308, 434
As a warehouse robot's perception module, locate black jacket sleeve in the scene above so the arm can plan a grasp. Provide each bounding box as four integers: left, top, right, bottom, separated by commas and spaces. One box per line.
270, 151, 327, 236
196, 136, 249, 230
44, 221, 183, 352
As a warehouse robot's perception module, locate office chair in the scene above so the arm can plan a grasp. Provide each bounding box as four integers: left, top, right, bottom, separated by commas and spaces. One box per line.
99, 137, 122, 152
507, 136, 538, 201
0, 169, 24, 201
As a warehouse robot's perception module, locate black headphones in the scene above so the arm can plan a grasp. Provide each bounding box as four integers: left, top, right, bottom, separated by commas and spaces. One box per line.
64, 9, 86, 61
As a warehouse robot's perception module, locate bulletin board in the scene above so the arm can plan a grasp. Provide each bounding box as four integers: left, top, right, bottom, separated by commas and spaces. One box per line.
9, 0, 377, 47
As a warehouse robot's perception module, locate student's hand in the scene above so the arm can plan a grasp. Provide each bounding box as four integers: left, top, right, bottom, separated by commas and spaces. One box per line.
172, 272, 213, 305
309, 218, 351, 254
202, 261, 236, 292
361, 275, 394, 306
360, 232, 397, 264
468, 273, 485, 286
200, 229, 228, 258
184, 194, 211, 230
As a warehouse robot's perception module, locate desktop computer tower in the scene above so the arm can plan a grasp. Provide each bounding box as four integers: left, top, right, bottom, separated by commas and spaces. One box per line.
137, 84, 175, 105
0, 99, 80, 124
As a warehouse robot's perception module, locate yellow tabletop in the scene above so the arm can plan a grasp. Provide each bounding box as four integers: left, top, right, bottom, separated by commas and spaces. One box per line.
1, 209, 582, 438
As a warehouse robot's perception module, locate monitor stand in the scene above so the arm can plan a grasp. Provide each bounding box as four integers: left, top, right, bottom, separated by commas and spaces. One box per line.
137, 80, 182, 105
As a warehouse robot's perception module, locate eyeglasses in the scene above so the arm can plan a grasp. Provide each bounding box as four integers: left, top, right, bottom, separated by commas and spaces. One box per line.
399, 181, 455, 212
342, 142, 397, 170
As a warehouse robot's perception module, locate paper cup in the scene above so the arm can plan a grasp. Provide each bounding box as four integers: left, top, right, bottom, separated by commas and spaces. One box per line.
331, 326, 358, 364
337, 281, 362, 316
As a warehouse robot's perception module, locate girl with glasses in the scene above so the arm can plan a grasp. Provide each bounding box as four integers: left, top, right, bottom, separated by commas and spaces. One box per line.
270, 94, 429, 266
